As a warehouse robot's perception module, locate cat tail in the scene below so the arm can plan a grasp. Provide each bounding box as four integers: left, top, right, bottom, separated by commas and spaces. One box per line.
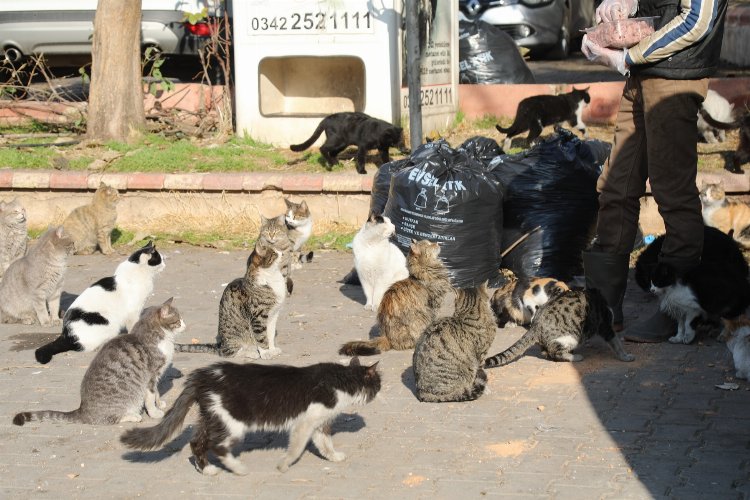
120, 379, 197, 450
484, 330, 537, 368
13, 408, 82, 426
35, 334, 81, 364
173, 343, 219, 354
290, 122, 326, 152
339, 335, 391, 356
495, 123, 513, 134
699, 108, 741, 130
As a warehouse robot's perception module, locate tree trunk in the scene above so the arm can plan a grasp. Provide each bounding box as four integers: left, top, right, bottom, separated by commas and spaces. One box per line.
86, 0, 145, 143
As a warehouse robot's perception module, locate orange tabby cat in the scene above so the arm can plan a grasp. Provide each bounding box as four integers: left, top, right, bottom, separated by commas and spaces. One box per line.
699, 181, 750, 248
62, 182, 120, 255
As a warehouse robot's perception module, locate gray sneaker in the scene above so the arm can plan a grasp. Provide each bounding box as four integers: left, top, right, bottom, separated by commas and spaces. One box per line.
622, 310, 677, 343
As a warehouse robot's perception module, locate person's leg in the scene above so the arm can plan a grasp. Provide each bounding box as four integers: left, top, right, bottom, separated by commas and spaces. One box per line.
584, 77, 647, 330
642, 77, 708, 272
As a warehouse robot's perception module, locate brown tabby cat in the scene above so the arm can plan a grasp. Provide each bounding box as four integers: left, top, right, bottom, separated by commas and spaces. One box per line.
174, 241, 286, 359
484, 288, 634, 367
413, 283, 497, 402
62, 182, 119, 255
699, 181, 750, 248
339, 239, 452, 356
491, 275, 570, 328
258, 214, 294, 295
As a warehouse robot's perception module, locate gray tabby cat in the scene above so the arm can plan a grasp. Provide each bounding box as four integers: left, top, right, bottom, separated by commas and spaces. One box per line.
13, 298, 185, 425
484, 288, 635, 367
284, 198, 314, 266
175, 241, 286, 359
339, 239, 453, 355
0, 226, 74, 326
258, 214, 294, 295
0, 198, 28, 279
413, 283, 497, 402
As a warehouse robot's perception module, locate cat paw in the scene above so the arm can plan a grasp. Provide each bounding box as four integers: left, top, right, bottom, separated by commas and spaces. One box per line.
260, 347, 282, 360
620, 353, 636, 362
668, 335, 684, 344
364, 303, 374, 311
119, 414, 143, 423
21, 318, 35, 325
201, 464, 220, 476
147, 408, 165, 419
327, 451, 346, 462
157, 400, 167, 409
276, 461, 290, 473
50, 318, 62, 327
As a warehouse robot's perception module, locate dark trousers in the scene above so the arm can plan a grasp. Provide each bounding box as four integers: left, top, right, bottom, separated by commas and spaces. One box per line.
595, 75, 708, 268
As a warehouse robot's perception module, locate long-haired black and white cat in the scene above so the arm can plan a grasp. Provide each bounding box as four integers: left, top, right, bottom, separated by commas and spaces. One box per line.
649, 260, 750, 344
121, 357, 381, 475
35, 241, 166, 364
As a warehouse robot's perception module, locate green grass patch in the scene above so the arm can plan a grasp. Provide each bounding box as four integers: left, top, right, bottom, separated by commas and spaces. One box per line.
306, 231, 356, 252
471, 114, 503, 130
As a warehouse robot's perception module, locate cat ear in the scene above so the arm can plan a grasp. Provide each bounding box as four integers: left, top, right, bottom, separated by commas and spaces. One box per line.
299, 200, 308, 210
284, 198, 292, 207
365, 361, 380, 379
409, 239, 420, 254
260, 215, 268, 224
163, 297, 174, 307
55, 226, 64, 238
349, 356, 361, 367
160, 299, 173, 318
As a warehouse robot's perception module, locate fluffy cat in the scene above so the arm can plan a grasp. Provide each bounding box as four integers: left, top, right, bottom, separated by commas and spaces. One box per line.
352, 213, 409, 311
120, 357, 381, 475
174, 242, 286, 359
697, 89, 734, 143
634, 226, 749, 294
699, 107, 750, 174
0, 198, 28, 278
35, 241, 166, 364
290, 112, 406, 174
62, 182, 120, 255
0, 226, 74, 326
258, 214, 294, 295
495, 87, 590, 150
491, 275, 570, 328
284, 198, 314, 266
484, 289, 635, 367
14, 298, 185, 426
339, 239, 452, 356
719, 315, 750, 380
413, 283, 497, 403
699, 181, 750, 248
649, 260, 750, 345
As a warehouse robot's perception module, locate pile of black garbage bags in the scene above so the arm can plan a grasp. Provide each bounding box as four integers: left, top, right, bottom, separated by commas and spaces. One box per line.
371, 128, 611, 287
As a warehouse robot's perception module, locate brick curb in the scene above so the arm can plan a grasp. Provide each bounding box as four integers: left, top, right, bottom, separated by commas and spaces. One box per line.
0, 168, 746, 194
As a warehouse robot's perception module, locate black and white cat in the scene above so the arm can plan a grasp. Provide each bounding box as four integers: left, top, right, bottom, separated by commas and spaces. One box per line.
495, 87, 590, 150
649, 261, 750, 345
120, 357, 381, 475
35, 241, 166, 364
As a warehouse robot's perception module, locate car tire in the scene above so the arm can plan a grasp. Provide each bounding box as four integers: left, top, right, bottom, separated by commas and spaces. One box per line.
546, 25, 571, 60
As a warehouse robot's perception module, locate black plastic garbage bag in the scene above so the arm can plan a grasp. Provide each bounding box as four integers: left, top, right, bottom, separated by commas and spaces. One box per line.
488, 127, 611, 281
459, 20, 536, 85
457, 136, 505, 167
383, 140, 505, 288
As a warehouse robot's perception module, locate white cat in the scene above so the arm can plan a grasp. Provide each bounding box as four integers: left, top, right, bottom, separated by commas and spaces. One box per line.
35, 241, 166, 364
352, 214, 408, 311
697, 90, 734, 144
720, 317, 750, 380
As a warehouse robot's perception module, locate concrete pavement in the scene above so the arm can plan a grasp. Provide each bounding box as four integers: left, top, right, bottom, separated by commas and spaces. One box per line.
1, 247, 748, 499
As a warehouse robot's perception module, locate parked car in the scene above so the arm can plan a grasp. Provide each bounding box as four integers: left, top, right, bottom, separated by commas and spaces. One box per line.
0, 0, 220, 66
458, 0, 596, 60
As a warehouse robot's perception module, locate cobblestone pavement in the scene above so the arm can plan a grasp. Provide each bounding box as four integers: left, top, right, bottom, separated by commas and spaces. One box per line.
1, 248, 748, 499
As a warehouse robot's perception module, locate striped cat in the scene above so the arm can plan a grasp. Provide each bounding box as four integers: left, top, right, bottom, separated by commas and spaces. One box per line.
14, 298, 185, 426
175, 241, 286, 359
339, 239, 452, 356
62, 182, 120, 255
0, 198, 28, 279
413, 283, 496, 402
485, 288, 634, 367
491, 275, 569, 328
258, 213, 294, 295
284, 198, 314, 266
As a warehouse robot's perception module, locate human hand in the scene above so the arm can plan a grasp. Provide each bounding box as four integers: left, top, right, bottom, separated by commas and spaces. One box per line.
581, 35, 629, 75
595, 0, 638, 23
